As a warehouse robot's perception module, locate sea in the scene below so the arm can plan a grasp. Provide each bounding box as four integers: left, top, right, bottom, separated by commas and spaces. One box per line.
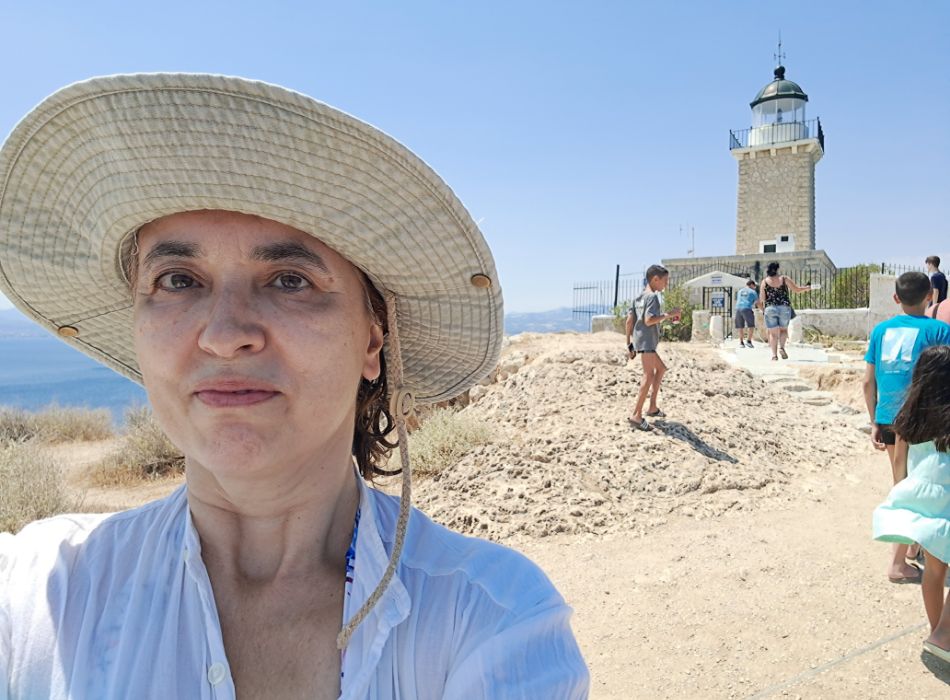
0, 309, 148, 423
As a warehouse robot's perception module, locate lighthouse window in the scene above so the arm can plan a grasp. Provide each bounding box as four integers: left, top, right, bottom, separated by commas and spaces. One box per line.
780, 235, 790, 242
763, 244, 777, 253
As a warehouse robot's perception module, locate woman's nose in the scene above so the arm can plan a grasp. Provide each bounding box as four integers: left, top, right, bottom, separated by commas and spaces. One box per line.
197, 288, 266, 359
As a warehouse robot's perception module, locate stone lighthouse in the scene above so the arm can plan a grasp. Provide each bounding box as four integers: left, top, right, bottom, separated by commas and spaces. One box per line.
730, 64, 824, 256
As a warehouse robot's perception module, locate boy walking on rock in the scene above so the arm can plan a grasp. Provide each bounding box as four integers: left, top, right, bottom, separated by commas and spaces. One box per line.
626, 265, 681, 431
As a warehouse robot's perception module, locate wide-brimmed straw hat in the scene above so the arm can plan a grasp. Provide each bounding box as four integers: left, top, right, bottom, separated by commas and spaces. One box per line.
0, 73, 503, 404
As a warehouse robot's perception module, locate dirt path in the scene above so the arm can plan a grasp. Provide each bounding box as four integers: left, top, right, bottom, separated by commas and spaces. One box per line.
517, 447, 950, 698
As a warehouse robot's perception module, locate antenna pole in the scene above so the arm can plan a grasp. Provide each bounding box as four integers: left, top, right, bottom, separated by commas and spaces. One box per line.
774, 32, 786, 65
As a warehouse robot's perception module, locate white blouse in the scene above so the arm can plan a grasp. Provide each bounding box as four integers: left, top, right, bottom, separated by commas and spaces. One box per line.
1, 476, 589, 699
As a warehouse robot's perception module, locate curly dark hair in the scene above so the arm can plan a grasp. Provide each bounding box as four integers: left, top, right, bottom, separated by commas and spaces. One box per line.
893, 345, 950, 452
353, 278, 398, 478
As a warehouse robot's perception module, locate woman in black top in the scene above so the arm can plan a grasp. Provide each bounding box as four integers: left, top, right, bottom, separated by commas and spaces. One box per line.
760, 262, 811, 360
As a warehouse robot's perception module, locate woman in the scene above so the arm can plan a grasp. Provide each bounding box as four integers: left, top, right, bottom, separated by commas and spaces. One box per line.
0, 74, 589, 699
760, 261, 811, 360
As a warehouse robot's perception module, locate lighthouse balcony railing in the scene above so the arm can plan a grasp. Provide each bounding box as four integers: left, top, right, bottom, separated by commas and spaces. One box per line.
730, 118, 824, 151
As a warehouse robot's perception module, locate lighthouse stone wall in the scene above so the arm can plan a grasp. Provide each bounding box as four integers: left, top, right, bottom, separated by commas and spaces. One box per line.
734, 141, 821, 255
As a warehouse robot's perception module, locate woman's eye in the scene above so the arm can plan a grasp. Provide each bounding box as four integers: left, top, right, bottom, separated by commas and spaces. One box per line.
156, 272, 197, 290
272, 273, 311, 291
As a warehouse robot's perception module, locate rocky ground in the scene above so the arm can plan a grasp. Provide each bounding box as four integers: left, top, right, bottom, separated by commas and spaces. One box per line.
412, 333, 865, 542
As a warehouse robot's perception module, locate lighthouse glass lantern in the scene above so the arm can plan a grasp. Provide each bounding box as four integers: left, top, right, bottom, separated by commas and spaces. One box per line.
749, 66, 809, 146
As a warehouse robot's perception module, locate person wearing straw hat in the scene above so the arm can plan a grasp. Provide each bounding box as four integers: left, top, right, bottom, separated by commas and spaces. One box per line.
0, 74, 589, 699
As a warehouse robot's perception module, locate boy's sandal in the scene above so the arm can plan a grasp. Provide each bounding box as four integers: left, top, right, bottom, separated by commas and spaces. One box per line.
627, 417, 652, 431
888, 564, 922, 584
646, 409, 666, 417
779, 349, 788, 359
771, 356, 778, 361
923, 640, 950, 664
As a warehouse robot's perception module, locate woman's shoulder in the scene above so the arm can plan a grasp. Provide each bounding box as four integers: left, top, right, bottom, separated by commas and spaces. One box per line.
1, 487, 187, 585
368, 488, 562, 610
364, 490, 590, 696
1, 512, 107, 583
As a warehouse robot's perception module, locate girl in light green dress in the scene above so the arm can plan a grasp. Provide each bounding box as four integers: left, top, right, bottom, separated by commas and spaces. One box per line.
873, 345, 950, 661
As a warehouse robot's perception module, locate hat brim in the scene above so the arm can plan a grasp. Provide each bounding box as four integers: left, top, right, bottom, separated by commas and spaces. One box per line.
0, 74, 503, 403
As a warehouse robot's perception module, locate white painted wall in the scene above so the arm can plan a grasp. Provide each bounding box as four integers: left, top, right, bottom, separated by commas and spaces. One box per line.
869, 273, 901, 329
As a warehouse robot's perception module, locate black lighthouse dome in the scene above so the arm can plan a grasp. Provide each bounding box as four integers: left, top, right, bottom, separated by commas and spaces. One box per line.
750, 66, 808, 108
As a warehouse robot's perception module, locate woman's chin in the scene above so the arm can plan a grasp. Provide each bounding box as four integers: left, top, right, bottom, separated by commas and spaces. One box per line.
183, 425, 274, 477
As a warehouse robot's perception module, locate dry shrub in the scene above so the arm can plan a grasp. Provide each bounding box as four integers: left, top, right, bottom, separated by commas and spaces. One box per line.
801, 327, 868, 351
408, 408, 493, 478
0, 405, 114, 444
33, 406, 113, 443
0, 409, 33, 442
90, 407, 184, 486
0, 441, 74, 533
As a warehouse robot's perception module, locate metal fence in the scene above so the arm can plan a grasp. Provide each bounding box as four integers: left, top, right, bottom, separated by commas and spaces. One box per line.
573, 261, 924, 318
572, 274, 644, 317
729, 118, 824, 152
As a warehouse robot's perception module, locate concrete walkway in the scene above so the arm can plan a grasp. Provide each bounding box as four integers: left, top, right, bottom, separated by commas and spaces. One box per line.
717, 338, 869, 425
719, 338, 832, 375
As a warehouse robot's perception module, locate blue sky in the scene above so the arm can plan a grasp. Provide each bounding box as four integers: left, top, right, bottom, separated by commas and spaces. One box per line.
0, 1, 947, 312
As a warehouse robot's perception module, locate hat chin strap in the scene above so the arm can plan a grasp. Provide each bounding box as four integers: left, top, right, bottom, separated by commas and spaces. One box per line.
337, 292, 413, 651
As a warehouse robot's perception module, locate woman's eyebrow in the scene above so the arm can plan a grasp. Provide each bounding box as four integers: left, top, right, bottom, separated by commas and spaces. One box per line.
251, 241, 331, 273
142, 241, 203, 270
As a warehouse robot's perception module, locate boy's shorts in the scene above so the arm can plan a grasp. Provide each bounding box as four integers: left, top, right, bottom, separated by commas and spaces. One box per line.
877, 424, 897, 445
734, 308, 755, 328
764, 305, 792, 329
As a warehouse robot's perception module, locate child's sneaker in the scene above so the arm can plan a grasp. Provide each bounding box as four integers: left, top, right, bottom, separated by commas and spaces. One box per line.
739, 341, 747, 348
746, 340, 754, 348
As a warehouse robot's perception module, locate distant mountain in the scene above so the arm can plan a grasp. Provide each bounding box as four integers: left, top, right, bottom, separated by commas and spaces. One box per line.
0, 308, 46, 337
504, 307, 592, 335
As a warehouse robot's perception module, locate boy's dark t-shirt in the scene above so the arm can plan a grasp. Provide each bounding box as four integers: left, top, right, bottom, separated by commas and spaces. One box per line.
931, 270, 948, 304
633, 291, 662, 352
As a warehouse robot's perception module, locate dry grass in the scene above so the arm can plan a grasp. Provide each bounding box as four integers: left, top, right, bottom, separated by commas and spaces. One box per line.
89, 407, 184, 486
0, 441, 75, 534
801, 328, 868, 352
408, 408, 493, 478
0, 405, 114, 444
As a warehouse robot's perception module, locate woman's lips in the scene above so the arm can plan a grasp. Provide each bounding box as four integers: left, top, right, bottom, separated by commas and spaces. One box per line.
194, 389, 279, 407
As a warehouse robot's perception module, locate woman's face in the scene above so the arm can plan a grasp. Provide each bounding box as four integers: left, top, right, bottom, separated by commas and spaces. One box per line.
132, 210, 384, 480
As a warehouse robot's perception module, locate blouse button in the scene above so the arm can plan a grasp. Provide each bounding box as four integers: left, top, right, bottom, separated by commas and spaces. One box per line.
207, 662, 228, 686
